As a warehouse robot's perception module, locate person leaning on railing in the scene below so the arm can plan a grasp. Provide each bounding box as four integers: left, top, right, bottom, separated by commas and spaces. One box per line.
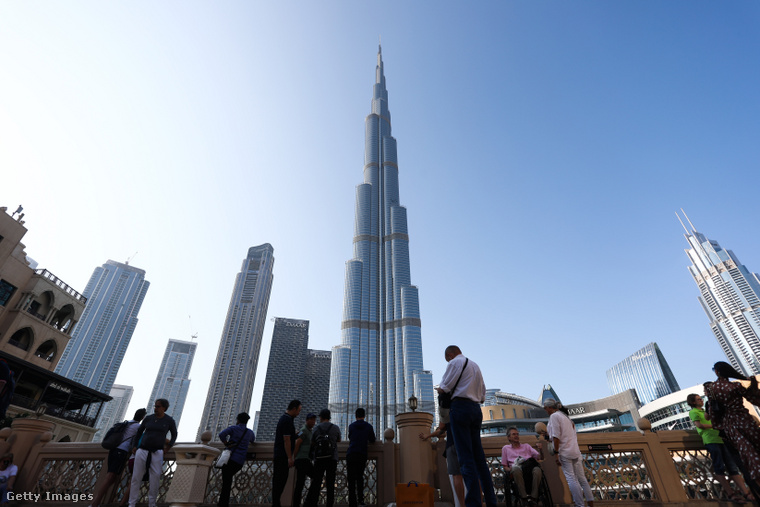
686, 393, 751, 502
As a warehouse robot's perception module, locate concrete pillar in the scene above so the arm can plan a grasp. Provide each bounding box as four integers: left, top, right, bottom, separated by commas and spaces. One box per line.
11, 418, 54, 491
395, 411, 434, 485
165, 430, 221, 507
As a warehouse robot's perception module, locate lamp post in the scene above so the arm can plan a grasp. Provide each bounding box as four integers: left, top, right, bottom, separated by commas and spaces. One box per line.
408, 395, 418, 413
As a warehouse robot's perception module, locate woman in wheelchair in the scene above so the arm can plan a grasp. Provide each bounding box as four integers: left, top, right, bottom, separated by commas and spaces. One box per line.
501, 427, 543, 505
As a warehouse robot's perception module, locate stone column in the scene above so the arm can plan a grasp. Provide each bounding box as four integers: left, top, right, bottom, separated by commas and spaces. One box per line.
165, 431, 221, 507
395, 411, 434, 485
10, 418, 55, 492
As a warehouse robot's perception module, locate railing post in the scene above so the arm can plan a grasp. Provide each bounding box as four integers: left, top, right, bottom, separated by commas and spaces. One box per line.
165, 430, 220, 507
395, 411, 435, 486
11, 418, 55, 492
636, 418, 689, 503
378, 428, 396, 506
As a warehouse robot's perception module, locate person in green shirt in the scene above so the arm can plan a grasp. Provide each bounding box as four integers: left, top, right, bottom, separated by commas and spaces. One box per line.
687, 393, 751, 502
292, 413, 317, 507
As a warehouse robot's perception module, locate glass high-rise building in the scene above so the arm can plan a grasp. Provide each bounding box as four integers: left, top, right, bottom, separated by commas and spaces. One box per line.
197, 244, 274, 439
256, 318, 331, 441
328, 47, 434, 433
147, 339, 196, 427
93, 384, 133, 442
606, 342, 680, 405
56, 260, 150, 394
679, 211, 760, 376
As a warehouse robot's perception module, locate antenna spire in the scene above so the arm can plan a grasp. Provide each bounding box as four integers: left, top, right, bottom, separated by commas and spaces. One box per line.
681, 208, 697, 231
675, 211, 690, 235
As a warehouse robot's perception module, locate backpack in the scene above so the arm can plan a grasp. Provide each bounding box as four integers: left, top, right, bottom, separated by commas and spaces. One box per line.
101, 420, 131, 450
312, 424, 336, 460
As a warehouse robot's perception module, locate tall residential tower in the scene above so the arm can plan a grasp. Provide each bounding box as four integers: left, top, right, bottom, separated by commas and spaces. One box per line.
56, 260, 150, 394
147, 339, 197, 426
197, 244, 274, 439
679, 212, 760, 376
328, 47, 434, 433
257, 318, 331, 441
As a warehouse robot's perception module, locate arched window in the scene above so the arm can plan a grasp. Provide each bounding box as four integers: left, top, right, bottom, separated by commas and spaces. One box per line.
35, 340, 57, 362
8, 328, 33, 351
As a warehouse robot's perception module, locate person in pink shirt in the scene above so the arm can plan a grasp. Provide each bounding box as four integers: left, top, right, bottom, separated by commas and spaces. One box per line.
501, 427, 543, 505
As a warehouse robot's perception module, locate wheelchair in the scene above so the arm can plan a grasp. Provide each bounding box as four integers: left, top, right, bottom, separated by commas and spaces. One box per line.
502, 464, 553, 507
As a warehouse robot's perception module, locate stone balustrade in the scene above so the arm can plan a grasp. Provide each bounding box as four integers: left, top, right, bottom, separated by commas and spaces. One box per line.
0, 413, 744, 507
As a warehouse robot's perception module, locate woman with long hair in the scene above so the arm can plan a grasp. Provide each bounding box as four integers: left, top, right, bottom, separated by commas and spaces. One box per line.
704, 361, 760, 487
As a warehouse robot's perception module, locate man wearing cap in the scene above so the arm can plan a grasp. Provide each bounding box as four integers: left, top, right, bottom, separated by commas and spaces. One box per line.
436, 345, 498, 507
304, 409, 342, 507
293, 413, 318, 507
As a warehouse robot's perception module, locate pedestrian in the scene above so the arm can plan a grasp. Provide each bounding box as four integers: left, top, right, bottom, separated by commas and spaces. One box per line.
544, 399, 594, 507
218, 412, 256, 507
91, 408, 147, 507
687, 393, 751, 502
501, 427, 543, 505
705, 361, 760, 489
347, 407, 376, 507
273, 400, 302, 507
436, 345, 498, 507
128, 399, 177, 507
419, 406, 465, 507
304, 409, 341, 507
0, 453, 17, 504
293, 413, 318, 507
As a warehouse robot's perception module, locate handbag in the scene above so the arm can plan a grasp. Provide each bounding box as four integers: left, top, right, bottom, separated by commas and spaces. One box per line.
439, 359, 468, 409
396, 481, 434, 507
214, 448, 232, 469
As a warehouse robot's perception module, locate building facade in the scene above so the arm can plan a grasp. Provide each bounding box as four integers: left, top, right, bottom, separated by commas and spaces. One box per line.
329, 47, 434, 434
197, 244, 274, 439
93, 384, 134, 442
257, 318, 331, 441
679, 212, 760, 376
0, 206, 111, 441
55, 260, 150, 395
607, 342, 680, 405
147, 339, 196, 427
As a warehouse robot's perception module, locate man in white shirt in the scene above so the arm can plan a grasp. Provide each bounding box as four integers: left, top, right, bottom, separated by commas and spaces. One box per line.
436, 345, 497, 507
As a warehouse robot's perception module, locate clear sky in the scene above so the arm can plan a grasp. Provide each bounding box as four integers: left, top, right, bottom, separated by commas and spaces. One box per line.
2, 2, 760, 441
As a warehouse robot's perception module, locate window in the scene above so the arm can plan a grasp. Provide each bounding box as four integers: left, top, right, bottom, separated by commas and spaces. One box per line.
0, 280, 16, 307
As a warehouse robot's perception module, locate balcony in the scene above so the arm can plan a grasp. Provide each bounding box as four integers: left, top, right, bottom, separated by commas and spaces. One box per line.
3, 413, 749, 507
33, 269, 87, 303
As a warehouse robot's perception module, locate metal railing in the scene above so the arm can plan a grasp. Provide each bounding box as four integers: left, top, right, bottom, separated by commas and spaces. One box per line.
34, 269, 87, 303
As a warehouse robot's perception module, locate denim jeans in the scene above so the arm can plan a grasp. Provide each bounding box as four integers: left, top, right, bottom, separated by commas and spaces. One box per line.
449, 398, 497, 507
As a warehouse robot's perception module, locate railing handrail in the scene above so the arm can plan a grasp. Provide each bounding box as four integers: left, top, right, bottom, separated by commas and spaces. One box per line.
33, 269, 87, 303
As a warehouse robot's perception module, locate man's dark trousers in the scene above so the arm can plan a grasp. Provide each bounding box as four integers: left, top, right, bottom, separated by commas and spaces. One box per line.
272, 456, 289, 507
293, 458, 314, 507
347, 452, 368, 507
450, 397, 498, 507
304, 459, 338, 507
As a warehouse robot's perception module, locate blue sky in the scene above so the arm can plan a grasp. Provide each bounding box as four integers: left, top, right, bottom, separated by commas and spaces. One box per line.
2, 2, 760, 441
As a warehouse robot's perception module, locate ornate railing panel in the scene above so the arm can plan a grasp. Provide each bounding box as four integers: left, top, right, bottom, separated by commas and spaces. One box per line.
114, 457, 177, 504
670, 448, 726, 501
582, 450, 655, 501
203, 458, 378, 506
31, 457, 102, 499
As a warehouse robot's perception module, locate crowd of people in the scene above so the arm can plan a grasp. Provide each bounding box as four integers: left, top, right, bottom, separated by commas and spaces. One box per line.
86, 349, 760, 507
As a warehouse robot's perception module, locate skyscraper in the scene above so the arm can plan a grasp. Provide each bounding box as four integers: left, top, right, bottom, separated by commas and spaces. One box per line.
197, 244, 274, 439
93, 384, 134, 442
257, 318, 331, 441
147, 339, 197, 427
606, 342, 680, 405
56, 260, 150, 394
328, 47, 434, 433
679, 211, 760, 376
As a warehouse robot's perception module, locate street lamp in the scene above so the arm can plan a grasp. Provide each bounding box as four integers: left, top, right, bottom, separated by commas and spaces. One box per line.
408, 395, 418, 413
35, 403, 47, 418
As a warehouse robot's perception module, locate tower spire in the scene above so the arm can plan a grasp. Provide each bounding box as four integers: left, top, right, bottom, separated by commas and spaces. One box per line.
681, 208, 697, 232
